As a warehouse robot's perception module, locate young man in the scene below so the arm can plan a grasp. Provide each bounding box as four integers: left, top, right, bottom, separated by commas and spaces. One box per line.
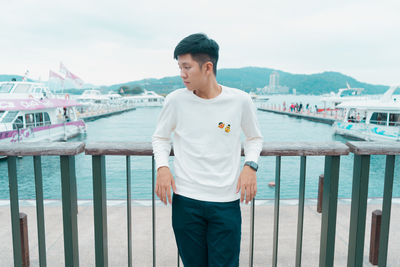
152, 33, 263, 266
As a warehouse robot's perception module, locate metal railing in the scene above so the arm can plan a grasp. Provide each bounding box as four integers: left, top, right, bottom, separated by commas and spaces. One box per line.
0, 141, 399, 267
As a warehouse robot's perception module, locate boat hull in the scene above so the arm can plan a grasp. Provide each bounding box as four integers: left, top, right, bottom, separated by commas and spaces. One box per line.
333, 121, 400, 141
0, 120, 86, 143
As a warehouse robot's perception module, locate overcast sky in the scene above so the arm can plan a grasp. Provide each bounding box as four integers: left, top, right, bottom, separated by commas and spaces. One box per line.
1, 0, 399, 86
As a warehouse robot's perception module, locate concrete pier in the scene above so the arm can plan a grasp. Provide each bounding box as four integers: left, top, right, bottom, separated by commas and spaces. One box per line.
258, 107, 341, 125
79, 107, 137, 122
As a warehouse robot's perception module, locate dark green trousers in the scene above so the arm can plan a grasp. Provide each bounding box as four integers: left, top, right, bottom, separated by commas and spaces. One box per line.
172, 194, 241, 267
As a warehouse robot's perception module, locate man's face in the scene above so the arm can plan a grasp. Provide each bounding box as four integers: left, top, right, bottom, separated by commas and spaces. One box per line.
177, 54, 207, 91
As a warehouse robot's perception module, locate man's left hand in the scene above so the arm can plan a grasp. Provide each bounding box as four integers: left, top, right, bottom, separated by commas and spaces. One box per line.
236, 165, 257, 204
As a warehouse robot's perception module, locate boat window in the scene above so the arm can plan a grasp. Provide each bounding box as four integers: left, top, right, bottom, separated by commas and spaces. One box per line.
389, 113, 400, 126
25, 113, 35, 127
35, 113, 44, 127
2, 111, 19, 123
13, 84, 32, 93
0, 83, 14, 93
13, 116, 24, 130
370, 112, 388, 125
346, 109, 358, 123
44, 112, 51, 126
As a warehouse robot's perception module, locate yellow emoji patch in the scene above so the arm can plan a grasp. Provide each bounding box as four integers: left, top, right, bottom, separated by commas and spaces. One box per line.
218, 122, 231, 133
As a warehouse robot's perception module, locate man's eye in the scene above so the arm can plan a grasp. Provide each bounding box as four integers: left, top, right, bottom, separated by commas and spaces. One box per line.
185, 67, 190, 70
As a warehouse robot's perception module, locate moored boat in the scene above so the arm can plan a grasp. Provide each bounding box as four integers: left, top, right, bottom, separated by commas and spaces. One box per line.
0, 81, 86, 143
333, 85, 400, 141
123, 90, 164, 107
320, 82, 372, 109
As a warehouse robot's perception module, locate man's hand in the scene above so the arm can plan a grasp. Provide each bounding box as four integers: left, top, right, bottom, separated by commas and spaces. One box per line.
236, 165, 257, 204
155, 166, 176, 205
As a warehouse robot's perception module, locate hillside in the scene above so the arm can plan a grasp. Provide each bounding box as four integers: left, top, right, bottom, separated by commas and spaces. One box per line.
105, 67, 388, 95
0, 67, 389, 95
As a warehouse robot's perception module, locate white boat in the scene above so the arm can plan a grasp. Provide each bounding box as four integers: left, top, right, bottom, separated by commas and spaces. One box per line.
0, 80, 55, 98
333, 85, 400, 141
0, 81, 86, 143
75, 89, 136, 120
123, 90, 164, 107
249, 92, 270, 102
77, 89, 111, 104
321, 83, 372, 109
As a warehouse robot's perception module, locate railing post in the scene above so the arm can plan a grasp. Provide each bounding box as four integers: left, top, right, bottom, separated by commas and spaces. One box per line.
295, 156, 306, 267
319, 156, 340, 267
8, 156, 23, 267
317, 174, 324, 213
126, 156, 132, 267
92, 155, 108, 267
249, 198, 255, 267
152, 155, 156, 267
272, 156, 281, 267
33, 156, 47, 267
20, 212, 29, 267
378, 155, 396, 267
347, 154, 370, 267
60, 155, 79, 267
369, 210, 381, 265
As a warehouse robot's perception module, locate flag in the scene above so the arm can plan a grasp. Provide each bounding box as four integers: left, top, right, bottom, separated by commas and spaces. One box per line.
59, 62, 84, 87
65, 70, 84, 87
49, 70, 65, 81
22, 70, 29, 82
59, 62, 69, 75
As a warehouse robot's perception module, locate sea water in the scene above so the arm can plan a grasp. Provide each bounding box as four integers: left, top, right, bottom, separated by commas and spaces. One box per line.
0, 95, 398, 200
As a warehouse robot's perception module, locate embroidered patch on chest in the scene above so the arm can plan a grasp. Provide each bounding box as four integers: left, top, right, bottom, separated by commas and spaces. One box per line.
218, 122, 231, 133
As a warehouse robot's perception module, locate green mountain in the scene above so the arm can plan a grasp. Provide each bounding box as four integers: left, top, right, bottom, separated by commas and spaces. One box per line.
1, 67, 389, 95
105, 67, 389, 95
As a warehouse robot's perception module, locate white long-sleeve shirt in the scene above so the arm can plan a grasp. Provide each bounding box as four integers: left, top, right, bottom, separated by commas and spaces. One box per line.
152, 86, 263, 202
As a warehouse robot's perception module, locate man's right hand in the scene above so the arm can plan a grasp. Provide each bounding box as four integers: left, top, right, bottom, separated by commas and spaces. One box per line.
155, 166, 176, 205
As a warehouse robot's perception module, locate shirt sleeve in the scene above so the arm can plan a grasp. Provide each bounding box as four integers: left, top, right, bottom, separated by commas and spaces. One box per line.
241, 94, 263, 163
152, 94, 176, 169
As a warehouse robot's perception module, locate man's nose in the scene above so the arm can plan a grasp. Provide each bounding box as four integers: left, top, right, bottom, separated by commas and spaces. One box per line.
180, 70, 187, 79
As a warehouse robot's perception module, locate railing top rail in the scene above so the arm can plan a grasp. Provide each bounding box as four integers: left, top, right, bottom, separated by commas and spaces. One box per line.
260, 142, 349, 156
85, 142, 154, 155
0, 142, 85, 156
347, 141, 400, 155
84, 141, 349, 156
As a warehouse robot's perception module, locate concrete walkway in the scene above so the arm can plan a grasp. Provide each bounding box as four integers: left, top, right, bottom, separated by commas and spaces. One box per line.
1, 200, 399, 266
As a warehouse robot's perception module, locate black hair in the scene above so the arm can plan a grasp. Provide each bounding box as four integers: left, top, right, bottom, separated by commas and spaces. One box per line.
174, 33, 219, 76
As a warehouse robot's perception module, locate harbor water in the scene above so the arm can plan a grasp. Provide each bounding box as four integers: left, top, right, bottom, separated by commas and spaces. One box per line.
0, 94, 398, 200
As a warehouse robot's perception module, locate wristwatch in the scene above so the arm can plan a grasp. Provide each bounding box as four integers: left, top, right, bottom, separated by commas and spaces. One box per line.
244, 161, 258, 172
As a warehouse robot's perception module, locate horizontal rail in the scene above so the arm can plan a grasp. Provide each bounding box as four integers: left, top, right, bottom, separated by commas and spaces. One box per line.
346, 141, 400, 155
0, 141, 351, 156
0, 142, 84, 156
3, 141, 400, 156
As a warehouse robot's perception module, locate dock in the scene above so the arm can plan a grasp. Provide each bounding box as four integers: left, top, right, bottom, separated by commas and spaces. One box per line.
258, 105, 342, 125
78, 106, 136, 122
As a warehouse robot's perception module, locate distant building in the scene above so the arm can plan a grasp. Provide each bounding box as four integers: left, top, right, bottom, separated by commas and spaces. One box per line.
269, 71, 279, 90
256, 71, 290, 94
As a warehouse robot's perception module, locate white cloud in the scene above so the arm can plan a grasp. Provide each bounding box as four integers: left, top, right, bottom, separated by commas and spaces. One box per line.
0, 0, 399, 85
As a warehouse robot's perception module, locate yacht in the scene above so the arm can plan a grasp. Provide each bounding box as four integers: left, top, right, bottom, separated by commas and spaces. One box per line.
320, 83, 372, 109
333, 85, 400, 141
0, 81, 86, 143
123, 90, 164, 107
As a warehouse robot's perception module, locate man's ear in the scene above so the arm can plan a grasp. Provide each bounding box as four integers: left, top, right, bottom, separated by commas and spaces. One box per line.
204, 61, 214, 75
